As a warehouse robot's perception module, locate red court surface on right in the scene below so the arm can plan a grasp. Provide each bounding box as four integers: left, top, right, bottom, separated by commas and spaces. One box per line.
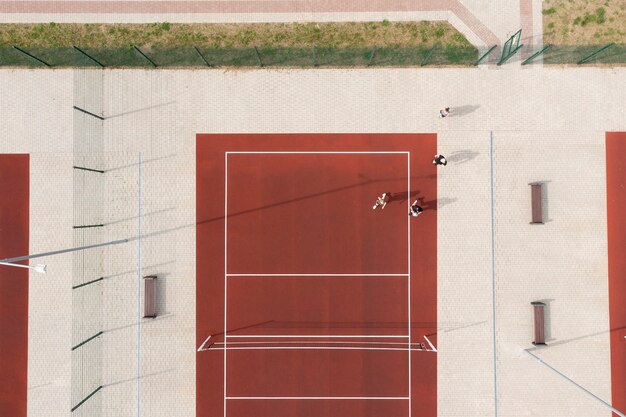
197, 134, 437, 417
606, 132, 626, 416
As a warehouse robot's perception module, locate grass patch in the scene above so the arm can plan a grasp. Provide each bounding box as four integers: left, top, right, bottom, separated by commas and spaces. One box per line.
544, 0, 625, 44
580, 13, 597, 26
0, 21, 477, 67
0, 21, 471, 49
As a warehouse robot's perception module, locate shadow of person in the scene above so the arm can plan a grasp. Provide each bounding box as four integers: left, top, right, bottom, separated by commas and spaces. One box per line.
448, 105, 480, 117
421, 197, 458, 211
387, 190, 421, 205
446, 150, 479, 165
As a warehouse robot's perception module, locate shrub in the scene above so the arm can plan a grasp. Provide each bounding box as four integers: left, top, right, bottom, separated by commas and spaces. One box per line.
581, 13, 596, 26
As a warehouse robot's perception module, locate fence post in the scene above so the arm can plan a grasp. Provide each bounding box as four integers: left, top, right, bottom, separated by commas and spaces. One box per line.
367, 47, 377, 66
521, 44, 552, 65
73, 46, 105, 67
577, 43, 614, 64
254, 46, 264, 67
13, 46, 51, 67
133, 45, 157, 68
476, 45, 497, 65
73, 106, 105, 120
420, 45, 437, 66
194, 46, 211, 67
73, 166, 105, 174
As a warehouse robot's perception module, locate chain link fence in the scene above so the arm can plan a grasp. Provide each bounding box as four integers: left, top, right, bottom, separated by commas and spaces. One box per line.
1, 44, 625, 67
71, 68, 105, 417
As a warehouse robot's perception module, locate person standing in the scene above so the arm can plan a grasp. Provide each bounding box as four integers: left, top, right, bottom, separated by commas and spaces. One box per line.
432, 154, 448, 166
439, 107, 450, 118
408, 200, 423, 217
373, 192, 391, 210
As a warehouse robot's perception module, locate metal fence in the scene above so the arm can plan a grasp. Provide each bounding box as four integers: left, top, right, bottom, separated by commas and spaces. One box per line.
71, 68, 105, 417
0, 45, 479, 67
1, 44, 625, 67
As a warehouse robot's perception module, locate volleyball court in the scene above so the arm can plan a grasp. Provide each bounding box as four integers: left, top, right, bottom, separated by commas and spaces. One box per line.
196, 134, 437, 417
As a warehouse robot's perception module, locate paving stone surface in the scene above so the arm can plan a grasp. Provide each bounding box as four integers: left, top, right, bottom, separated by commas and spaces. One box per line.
0, 67, 623, 417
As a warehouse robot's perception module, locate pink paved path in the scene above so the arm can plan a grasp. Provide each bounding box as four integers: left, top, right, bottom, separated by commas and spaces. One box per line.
0, 0, 500, 45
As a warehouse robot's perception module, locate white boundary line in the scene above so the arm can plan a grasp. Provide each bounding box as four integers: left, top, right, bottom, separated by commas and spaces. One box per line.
423, 335, 437, 352
222, 150, 418, 408
137, 153, 142, 417
226, 273, 408, 277
407, 152, 412, 417
208, 346, 435, 352
202, 339, 437, 353
226, 397, 410, 400
225, 151, 410, 154
224, 152, 228, 417
216, 341, 426, 346
226, 334, 409, 338
197, 335, 212, 352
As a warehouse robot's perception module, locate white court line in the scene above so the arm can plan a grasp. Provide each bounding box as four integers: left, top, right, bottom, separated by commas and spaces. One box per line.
226, 397, 410, 400
208, 346, 435, 352
200, 338, 426, 352
226, 334, 409, 338
407, 152, 412, 417
197, 335, 212, 352
227, 273, 408, 277
225, 151, 410, 154
224, 153, 228, 417
222, 150, 417, 413
216, 341, 426, 346
423, 335, 437, 352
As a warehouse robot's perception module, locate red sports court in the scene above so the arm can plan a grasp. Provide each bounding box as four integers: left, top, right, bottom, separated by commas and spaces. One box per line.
196, 134, 437, 417
0, 154, 29, 417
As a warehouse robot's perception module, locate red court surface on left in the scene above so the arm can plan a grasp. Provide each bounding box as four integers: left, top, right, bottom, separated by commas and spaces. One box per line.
197, 134, 437, 417
0, 154, 29, 417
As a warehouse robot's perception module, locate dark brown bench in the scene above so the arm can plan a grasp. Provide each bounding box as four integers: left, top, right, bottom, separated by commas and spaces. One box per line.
531, 301, 546, 345
529, 183, 543, 224
144, 275, 157, 318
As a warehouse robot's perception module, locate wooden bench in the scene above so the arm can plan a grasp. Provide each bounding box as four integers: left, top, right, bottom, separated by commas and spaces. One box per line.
531, 301, 546, 345
529, 182, 543, 224
143, 275, 157, 318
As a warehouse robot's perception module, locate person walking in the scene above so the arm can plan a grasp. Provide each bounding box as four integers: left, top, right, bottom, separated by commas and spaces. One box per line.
432, 154, 448, 166
408, 200, 423, 217
439, 107, 450, 118
373, 192, 391, 210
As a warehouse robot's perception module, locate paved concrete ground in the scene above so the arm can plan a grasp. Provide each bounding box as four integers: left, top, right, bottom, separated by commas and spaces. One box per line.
1, 66, 623, 417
